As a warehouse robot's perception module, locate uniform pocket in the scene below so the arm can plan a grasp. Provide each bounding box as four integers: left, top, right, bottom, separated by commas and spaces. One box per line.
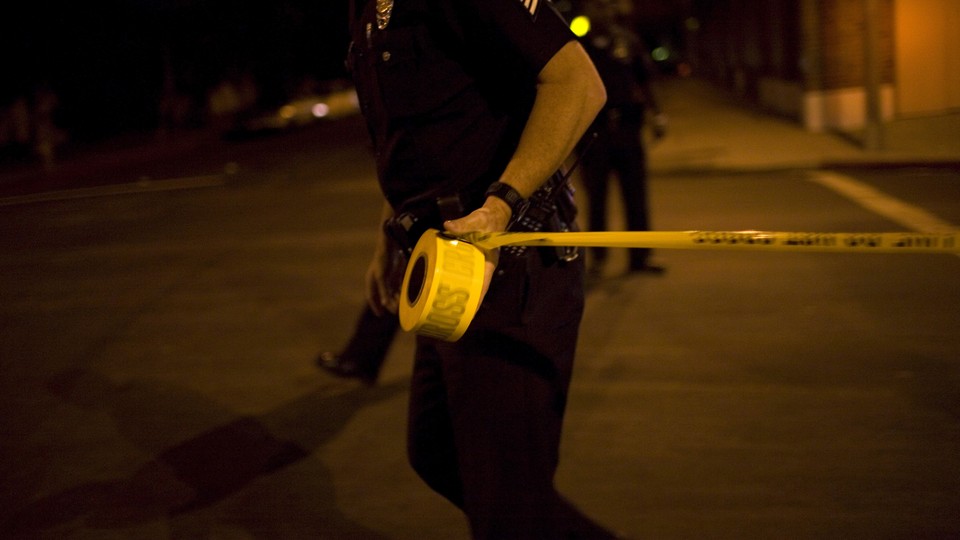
376, 26, 471, 119
472, 256, 529, 330
524, 257, 584, 332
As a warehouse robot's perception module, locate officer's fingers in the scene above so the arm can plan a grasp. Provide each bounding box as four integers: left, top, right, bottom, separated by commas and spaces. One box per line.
445, 207, 498, 234
373, 272, 398, 314
381, 288, 399, 314
365, 275, 386, 317
443, 214, 481, 234
364, 264, 389, 316
366, 288, 386, 317
368, 280, 398, 316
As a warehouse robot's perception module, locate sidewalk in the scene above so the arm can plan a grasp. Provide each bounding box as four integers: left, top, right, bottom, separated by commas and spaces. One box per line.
649, 77, 960, 174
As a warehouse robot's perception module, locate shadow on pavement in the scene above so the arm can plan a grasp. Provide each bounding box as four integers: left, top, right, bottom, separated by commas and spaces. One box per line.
3, 368, 406, 539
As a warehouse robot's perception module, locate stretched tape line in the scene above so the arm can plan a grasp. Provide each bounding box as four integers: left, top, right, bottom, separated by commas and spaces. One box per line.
400, 229, 959, 341
458, 229, 960, 253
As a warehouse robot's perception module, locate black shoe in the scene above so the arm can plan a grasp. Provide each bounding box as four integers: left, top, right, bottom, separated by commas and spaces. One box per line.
316, 352, 376, 385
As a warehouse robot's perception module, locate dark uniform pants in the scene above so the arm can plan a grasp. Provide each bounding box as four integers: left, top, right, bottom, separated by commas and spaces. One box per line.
407, 252, 617, 539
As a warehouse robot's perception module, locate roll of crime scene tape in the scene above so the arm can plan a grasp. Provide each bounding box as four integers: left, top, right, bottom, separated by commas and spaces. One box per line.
399, 229, 487, 342
400, 228, 959, 342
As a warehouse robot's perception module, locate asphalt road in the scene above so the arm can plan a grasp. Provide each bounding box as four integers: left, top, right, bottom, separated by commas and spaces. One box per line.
1, 117, 959, 539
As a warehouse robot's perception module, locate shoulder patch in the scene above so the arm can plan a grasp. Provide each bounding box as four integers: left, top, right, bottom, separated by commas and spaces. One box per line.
519, 0, 541, 18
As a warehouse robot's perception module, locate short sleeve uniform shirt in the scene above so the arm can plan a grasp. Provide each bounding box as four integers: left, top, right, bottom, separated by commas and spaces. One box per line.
348, 0, 575, 211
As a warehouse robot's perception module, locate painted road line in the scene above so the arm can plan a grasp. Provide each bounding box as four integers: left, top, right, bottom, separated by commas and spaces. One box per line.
809, 170, 958, 234
0, 173, 228, 207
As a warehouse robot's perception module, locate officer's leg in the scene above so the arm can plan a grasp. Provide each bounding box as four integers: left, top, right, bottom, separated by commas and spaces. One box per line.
441, 332, 565, 538
442, 256, 616, 539
407, 339, 465, 508
614, 136, 653, 270
579, 144, 612, 270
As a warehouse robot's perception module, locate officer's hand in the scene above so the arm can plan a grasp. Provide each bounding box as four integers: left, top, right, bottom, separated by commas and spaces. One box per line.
444, 196, 512, 235
365, 248, 398, 316
443, 196, 512, 305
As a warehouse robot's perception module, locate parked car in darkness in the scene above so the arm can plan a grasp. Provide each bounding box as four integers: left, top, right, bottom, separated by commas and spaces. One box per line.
225, 80, 360, 139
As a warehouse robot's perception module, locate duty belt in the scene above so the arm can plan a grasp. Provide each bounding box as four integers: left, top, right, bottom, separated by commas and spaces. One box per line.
384, 171, 580, 264
385, 193, 469, 255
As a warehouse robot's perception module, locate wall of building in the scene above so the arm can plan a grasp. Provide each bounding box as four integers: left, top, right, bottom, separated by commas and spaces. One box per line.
796, 0, 896, 131
894, 0, 960, 116
695, 0, 958, 132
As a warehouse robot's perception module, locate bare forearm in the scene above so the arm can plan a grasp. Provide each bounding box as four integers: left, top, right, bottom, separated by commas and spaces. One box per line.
497, 40, 606, 199
446, 40, 605, 236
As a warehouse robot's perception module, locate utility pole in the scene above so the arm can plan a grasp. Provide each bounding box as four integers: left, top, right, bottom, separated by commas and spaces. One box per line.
863, 0, 884, 150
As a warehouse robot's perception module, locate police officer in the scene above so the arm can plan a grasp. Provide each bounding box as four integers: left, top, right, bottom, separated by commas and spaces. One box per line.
347, 0, 617, 537
577, 0, 667, 277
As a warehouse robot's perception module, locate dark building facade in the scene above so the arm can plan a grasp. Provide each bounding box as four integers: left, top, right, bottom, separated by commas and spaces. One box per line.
686, 0, 959, 132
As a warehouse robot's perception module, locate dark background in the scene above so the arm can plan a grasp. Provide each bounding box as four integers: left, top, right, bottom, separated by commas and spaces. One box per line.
3, 1, 351, 142
2, 1, 690, 147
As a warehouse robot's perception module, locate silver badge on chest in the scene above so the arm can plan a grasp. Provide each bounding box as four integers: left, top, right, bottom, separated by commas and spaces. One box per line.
376, 0, 394, 30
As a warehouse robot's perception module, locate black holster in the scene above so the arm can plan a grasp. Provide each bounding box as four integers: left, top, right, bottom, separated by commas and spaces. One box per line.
384, 194, 466, 255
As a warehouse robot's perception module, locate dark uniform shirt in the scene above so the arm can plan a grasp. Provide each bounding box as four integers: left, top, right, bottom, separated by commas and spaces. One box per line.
348, 0, 575, 213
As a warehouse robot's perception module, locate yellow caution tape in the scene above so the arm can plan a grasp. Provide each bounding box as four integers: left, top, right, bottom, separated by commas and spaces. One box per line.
458, 230, 960, 253
400, 229, 959, 341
